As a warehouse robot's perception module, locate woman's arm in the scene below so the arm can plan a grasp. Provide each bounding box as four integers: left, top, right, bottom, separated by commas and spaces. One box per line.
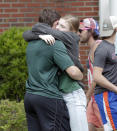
23, 23, 79, 53
32, 23, 79, 48
23, 23, 84, 72
33, 23, 84, 72
23, 30, 40, 42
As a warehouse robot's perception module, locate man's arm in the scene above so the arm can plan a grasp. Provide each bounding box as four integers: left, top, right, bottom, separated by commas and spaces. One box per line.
86, 40, 102, 103
65, 66, 83, 80
86, 81, 96, 104
93, 66, 117, 93
53, 41, 83, 81
93, 43, 117, 93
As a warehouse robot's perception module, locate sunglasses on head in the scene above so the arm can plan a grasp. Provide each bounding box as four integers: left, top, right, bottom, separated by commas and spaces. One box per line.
78, 27, 91, 33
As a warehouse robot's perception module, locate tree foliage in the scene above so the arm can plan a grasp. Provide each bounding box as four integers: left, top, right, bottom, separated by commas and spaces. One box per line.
0, 99, 27, 131
0, 27, 29, 101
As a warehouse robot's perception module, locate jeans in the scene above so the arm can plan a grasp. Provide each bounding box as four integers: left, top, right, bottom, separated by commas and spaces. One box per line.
63, 88, 89, 131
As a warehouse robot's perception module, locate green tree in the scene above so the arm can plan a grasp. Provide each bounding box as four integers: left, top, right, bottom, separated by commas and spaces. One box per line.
0, 27, 29, 101
0, 99, 27, 131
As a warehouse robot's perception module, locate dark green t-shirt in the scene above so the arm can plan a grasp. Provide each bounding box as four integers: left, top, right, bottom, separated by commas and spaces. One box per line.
59, 72, 81, 93
26, 40, 74, 99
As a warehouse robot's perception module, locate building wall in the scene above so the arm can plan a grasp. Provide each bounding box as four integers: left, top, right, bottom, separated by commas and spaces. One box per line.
0, 0, 99, 88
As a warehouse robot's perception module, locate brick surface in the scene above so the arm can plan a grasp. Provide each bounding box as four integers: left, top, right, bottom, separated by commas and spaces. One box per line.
0, 3, 10, 7
4, 9, 18, 12
0, 0, 99, 88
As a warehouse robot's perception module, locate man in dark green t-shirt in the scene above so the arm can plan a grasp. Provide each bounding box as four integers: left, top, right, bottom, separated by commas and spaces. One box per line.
24, 9, 83, 131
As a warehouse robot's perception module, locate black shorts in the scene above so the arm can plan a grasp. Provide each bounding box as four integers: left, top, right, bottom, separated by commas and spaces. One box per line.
24, 93, 71, 131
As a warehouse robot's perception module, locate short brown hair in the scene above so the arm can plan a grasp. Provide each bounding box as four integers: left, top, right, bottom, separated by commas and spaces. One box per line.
39, 9, 61, 27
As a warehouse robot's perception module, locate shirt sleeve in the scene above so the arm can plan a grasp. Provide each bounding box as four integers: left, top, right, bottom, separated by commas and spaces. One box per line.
53, 41, 74, 71
32, 23, 79, 48
94, 43, 108, 68
23, 30, 40, 42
